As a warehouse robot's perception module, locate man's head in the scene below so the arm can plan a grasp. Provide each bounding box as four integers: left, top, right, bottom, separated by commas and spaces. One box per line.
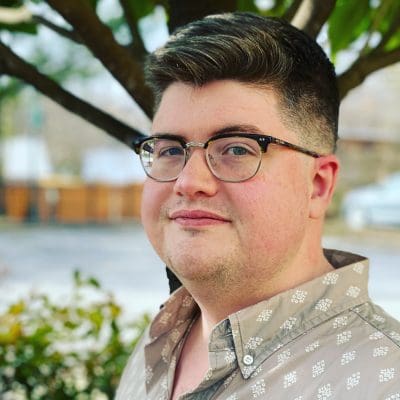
140, 13, 340, 305
146, 12, 339, 154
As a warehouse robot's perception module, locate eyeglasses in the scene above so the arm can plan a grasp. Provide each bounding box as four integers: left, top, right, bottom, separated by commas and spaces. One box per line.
132, 132, 322, 183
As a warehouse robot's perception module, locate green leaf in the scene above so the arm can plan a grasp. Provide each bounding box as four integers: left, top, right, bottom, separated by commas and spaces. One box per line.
328, 0, 372, 56
0, 21, 37, 34
0, 0, 24, 7
73, 269, 82, 286
376, 1, 400, 50
110, 302, 121, 318
89, 309, 104, 332
106, 15, 126, 31
87, 0, 102, 12
237, 0, 259, 13
89, 277, 101, 288
385, 29, 400, 50
0, 322, 22, 344
0, 78, 24, 101
265, 0, 292, 17
64, 320, 79, 330
9, 300, 25, 315
125, 0, 157, 21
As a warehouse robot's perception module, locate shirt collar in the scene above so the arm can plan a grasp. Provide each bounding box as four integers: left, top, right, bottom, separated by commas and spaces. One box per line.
145, 249, 370, 388
227, 249, 370, 378
148, 286, 198, 341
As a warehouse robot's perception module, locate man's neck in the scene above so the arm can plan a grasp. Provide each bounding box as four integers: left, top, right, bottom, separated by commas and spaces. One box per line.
182, 247, 334, 334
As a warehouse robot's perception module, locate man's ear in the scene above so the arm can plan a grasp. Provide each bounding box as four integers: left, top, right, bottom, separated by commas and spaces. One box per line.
309, 155, 340, 219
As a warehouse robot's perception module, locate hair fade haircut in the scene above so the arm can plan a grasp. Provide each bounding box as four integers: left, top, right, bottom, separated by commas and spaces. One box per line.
145, 12, 339, 153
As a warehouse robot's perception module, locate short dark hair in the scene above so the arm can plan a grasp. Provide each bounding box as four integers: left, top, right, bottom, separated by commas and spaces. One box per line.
145, 12, 339, 153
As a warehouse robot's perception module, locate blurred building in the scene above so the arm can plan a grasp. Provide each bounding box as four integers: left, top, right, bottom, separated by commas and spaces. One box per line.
337, 63, 400, 187
0, 88, 147, 223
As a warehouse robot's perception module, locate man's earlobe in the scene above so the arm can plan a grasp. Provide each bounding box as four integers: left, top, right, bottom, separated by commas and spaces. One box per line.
309, 155, 340, 219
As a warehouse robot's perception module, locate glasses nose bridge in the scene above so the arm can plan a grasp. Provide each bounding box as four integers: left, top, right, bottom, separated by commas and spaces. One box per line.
184, 141, 207, 159
185, 141, 206, 150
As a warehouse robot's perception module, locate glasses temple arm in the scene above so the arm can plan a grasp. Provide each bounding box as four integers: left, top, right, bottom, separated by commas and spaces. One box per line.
268, 137, 322, 158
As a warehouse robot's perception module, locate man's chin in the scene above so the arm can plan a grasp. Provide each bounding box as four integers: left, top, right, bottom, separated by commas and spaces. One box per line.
164, 249, 236, 286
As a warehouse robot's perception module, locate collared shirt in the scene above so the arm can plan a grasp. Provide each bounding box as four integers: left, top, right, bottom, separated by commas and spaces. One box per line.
116, 250, 400, 399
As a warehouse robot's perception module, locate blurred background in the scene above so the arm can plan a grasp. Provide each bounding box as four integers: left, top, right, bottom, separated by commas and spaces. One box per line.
0, 0, 400, 398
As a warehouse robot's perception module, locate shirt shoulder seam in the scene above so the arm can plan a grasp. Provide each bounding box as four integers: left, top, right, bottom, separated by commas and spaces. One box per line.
350, 306, 400, 349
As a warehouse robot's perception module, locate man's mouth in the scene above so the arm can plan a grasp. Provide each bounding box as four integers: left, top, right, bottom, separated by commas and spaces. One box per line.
169, 209, 231, 227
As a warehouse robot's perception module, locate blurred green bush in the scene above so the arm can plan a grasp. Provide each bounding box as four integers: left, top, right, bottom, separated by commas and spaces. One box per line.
0, 271, 150, 399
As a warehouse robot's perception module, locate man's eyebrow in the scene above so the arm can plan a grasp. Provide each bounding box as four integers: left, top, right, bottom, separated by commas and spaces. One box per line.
214, 124, 263, 135
151, 124, 263, 140
150, 132, 185, 140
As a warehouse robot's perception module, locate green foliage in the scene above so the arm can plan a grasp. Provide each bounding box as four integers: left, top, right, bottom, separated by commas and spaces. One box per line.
0, 21, 37, 34
0, 272, 150, 399
0, 77, 24, 101
328, 0, 371, 56
125, 0, 158, 21
88, 0, 102, 12
236, 0, 259, 13
263, 0, 293, 17
0, 0, 36, 34
385, 30, 400, 50
0, 0, 24, 7
382, 1, 400, 51
328, 0, 400, 58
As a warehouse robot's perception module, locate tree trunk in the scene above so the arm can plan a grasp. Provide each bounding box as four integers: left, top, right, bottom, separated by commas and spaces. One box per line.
167, 0, 236, 32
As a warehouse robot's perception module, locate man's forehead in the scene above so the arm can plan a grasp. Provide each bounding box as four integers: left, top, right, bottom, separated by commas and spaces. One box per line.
151, 80, 288, 140
157, 80, 277, 104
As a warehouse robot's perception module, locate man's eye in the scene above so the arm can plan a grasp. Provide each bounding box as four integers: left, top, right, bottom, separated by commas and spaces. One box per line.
158, 146, 184, 157
223, 145, 254, 156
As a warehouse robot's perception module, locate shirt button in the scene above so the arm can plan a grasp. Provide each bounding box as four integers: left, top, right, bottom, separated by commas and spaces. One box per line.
243, 355, 254, 365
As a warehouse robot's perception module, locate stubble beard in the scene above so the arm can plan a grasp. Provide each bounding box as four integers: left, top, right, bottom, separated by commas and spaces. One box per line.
163, 235, 242, 290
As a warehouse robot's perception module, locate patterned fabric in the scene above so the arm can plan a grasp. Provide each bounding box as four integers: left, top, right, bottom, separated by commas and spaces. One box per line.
116, 250, 400, 399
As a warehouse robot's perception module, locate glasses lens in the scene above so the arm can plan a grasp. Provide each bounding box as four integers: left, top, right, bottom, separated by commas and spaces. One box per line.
140, 138, 185, 181
207, 136, 262, 182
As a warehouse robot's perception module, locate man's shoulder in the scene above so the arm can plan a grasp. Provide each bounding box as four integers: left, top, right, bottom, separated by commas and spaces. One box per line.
352, 300, 400, 347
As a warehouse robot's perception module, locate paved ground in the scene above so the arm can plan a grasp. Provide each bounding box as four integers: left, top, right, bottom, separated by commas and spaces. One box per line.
0, 221, 399, 319
0, 222, 168, 317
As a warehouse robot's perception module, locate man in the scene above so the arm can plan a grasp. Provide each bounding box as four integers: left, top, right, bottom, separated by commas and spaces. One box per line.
116, 12, 400, 400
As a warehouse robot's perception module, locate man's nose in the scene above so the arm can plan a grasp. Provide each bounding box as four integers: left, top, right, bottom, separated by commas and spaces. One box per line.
173, 148, 219, 199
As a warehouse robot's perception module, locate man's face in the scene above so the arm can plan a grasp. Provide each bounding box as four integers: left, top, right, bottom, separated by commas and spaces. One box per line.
141, 80, 316, 288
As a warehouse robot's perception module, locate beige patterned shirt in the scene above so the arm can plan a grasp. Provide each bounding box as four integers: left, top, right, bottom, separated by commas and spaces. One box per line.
116, 250, 400, 399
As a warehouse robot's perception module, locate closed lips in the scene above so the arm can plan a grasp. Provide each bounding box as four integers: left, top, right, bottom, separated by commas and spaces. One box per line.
169, 210, 230, 222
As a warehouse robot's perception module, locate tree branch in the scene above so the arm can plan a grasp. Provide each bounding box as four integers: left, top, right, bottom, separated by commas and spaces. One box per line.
338, 47, 400, 99
118, 0, 147, 60
32, 14, 83, 44
0, 5, 31, 24
0, 40, 146, 145
45, 0, 154, 118
291, 0, 337, 39
283, 0, 303, 22
376, 6, 400, 51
